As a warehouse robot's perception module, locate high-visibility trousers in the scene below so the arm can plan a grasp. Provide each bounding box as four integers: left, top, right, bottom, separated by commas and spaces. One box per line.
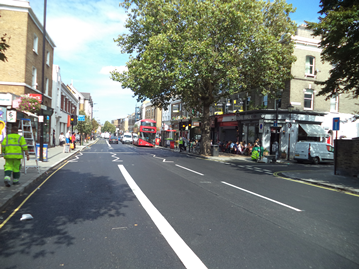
4, 159, 22, 179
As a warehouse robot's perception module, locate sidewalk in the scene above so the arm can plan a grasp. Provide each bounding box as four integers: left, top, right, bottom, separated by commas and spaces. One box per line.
0, 140, 98, 211
159, 145, 359, 196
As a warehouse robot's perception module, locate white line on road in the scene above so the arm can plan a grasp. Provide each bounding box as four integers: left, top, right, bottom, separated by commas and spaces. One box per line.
175, 165, 204, 176
221, 181, 302, 212
118, 165, 208, 269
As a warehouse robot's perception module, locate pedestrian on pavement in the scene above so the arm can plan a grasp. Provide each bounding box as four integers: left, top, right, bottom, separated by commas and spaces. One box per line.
2, 125, 29, 187
59, 132, 65, 146
53, 129, 56, 146
65, 131, 70, 144
72, 132, 76, 150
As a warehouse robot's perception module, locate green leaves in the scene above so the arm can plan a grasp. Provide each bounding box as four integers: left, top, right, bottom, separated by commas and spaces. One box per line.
307, 1, 359, 98
112, 0, 296, 153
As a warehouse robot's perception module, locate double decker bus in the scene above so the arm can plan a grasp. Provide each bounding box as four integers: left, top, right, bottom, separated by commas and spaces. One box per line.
133, 119, 156, 147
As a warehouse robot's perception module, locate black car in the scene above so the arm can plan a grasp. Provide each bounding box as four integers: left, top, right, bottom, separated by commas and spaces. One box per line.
109, 136, 119, 144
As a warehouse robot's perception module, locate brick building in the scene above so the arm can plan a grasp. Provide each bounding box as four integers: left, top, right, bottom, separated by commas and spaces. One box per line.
0, 0, 56, 106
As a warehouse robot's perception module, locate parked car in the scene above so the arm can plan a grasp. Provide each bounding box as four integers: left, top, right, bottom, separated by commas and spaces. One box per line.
122, 133, 132, 144
119, 135, 123, 142
109, 135, 118, 144
294, 141, 334, 164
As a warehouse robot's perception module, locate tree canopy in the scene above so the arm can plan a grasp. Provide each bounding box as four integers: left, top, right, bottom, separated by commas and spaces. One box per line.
307, 0, 359, 98
111, 0, 297, 154
76, 110, 93, 136
0, 34, 10, 62
102, 121, 116, 134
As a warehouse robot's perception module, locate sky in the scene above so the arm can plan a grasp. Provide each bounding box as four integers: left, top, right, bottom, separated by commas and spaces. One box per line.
28, 0, 322, 124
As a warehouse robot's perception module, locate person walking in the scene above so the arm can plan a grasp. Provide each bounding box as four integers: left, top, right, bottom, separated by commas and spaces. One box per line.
71, 132, 76, 150
59, 132, 65, 146
2, 125, 29, 187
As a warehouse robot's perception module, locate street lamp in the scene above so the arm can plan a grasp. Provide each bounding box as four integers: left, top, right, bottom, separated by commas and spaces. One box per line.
287, 104, 294, 160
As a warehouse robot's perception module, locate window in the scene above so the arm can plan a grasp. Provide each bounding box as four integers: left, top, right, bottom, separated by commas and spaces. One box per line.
32, 67, 37, 88
45, 78, 49, 95
330, 95, 338, 112
172, 104, 180, 113
33, 34, 38, 53
46, 51, 50, 65
262, 95, 268, 107
305, 56, 315, 76
304, 89, 314, 110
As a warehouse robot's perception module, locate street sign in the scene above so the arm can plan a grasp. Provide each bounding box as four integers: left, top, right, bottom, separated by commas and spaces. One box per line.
273, 121, 278, 127
259, 120, 264, 133
78, 115, 85, 122
333, 117, 340, 131
288, 123, 292, 128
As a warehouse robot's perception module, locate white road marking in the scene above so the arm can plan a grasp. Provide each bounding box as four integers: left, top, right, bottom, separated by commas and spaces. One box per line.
68, 152, 83, 162
175, 165, 204, 176
111, 154, 123, 162
153, 155, 174, 163
118, 165, 208, 269
221, 181, 302, 212
106, 140, 113, 149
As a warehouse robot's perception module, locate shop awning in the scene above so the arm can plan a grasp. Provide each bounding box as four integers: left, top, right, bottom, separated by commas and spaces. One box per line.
299, 124, 326, 137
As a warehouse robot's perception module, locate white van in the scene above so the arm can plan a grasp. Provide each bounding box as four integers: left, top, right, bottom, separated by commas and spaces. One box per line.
122, 132, 132, 144
132, 133, 138, 144
294, 141, 334, 164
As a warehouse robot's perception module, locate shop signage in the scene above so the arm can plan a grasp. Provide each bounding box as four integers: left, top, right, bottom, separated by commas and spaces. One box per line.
0, 93, 12, 106
193, 122, 200, 127
0, 107, 7, 121
28, 94, 42, 102
7, 110, 16, 123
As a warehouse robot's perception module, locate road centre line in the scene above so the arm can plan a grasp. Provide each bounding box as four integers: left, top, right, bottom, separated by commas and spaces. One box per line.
221, 181, 302, 212
118, 165, 208, 269
175, 165, 204, 176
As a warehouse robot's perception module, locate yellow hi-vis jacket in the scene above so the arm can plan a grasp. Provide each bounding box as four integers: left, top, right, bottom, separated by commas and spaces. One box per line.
2, 134, 28, 159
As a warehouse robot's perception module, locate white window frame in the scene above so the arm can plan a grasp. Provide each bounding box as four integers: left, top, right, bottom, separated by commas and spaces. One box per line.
304, 89, 314, 110
33, 34, 38, 54
172, 104, 180, 113
330, 95, 338, 112
305, 56, 315, 77
46, 51, 50, 66
32, 67, 37, 88
45, 78, 49, 95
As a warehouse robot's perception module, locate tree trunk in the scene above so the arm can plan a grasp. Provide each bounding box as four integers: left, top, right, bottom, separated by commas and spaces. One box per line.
200, 104, 211, 155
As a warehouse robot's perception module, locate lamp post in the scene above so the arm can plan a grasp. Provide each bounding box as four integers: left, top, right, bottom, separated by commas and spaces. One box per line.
287, 104, 294, 160
39, 0, 48, 161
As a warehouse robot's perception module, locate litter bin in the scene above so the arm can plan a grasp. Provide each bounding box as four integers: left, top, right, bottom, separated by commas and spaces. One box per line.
211, 144, 219, 157
36, 143, 48, 162
170, 140, 175, 149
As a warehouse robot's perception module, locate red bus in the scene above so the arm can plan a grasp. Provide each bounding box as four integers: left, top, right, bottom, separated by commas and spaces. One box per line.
133, 119, 156, 147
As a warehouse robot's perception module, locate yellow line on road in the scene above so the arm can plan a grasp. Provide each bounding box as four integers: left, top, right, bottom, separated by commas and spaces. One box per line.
0, 161, 69, 229
273, 171, 359, 197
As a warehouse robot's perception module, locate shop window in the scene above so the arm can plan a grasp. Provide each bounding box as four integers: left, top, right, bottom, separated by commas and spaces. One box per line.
172, 104, 180, 113
304, 89, 314, 110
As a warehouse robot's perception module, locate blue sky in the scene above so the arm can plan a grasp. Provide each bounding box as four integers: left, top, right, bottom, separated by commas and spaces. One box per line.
29, 0, 322, 124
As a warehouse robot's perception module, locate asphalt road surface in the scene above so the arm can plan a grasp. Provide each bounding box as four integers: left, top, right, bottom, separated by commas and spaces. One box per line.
1, 139, 358, 269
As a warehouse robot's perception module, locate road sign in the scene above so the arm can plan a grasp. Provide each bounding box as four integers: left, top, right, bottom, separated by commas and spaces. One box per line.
273, 121, 278, 127
259, 120, 264, 133
288, 123, 292, 128
78, 115, 85, 122
333, 117, 340, 131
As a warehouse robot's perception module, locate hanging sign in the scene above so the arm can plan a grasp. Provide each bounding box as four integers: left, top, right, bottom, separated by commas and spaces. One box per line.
7, 110, 16, 123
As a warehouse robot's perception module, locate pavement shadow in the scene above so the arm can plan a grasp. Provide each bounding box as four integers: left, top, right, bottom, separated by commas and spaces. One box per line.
0, 169, 135, 261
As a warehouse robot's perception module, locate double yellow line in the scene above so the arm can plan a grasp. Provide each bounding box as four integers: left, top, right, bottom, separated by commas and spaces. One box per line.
273, 171, 359, 197
0, 161, 68, 229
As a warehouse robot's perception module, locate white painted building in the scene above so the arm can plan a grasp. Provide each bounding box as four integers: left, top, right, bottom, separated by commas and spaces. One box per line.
51, 65, 78, 146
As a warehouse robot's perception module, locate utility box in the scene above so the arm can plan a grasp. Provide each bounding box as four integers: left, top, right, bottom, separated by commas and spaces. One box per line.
211, 145, 219, 157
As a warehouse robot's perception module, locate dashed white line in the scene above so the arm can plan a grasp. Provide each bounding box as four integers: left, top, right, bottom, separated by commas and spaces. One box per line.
221, 181, 302, 212
175, 165, 204, 176
118, 165, 208, 269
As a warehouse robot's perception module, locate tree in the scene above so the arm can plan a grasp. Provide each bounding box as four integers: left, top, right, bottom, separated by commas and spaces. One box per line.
0, 33, 10, 62
111, 0, 297, 154
102, 121, 116, 134
306, 0, 359, 99
76, 110, 92, 141
91, 118, 100, 133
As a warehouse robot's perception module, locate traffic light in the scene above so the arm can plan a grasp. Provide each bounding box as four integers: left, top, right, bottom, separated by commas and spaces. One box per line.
188, 119, 192, 128
70, 114, 77, 126
182, 122, 186, 130
179, 121, 183, 130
